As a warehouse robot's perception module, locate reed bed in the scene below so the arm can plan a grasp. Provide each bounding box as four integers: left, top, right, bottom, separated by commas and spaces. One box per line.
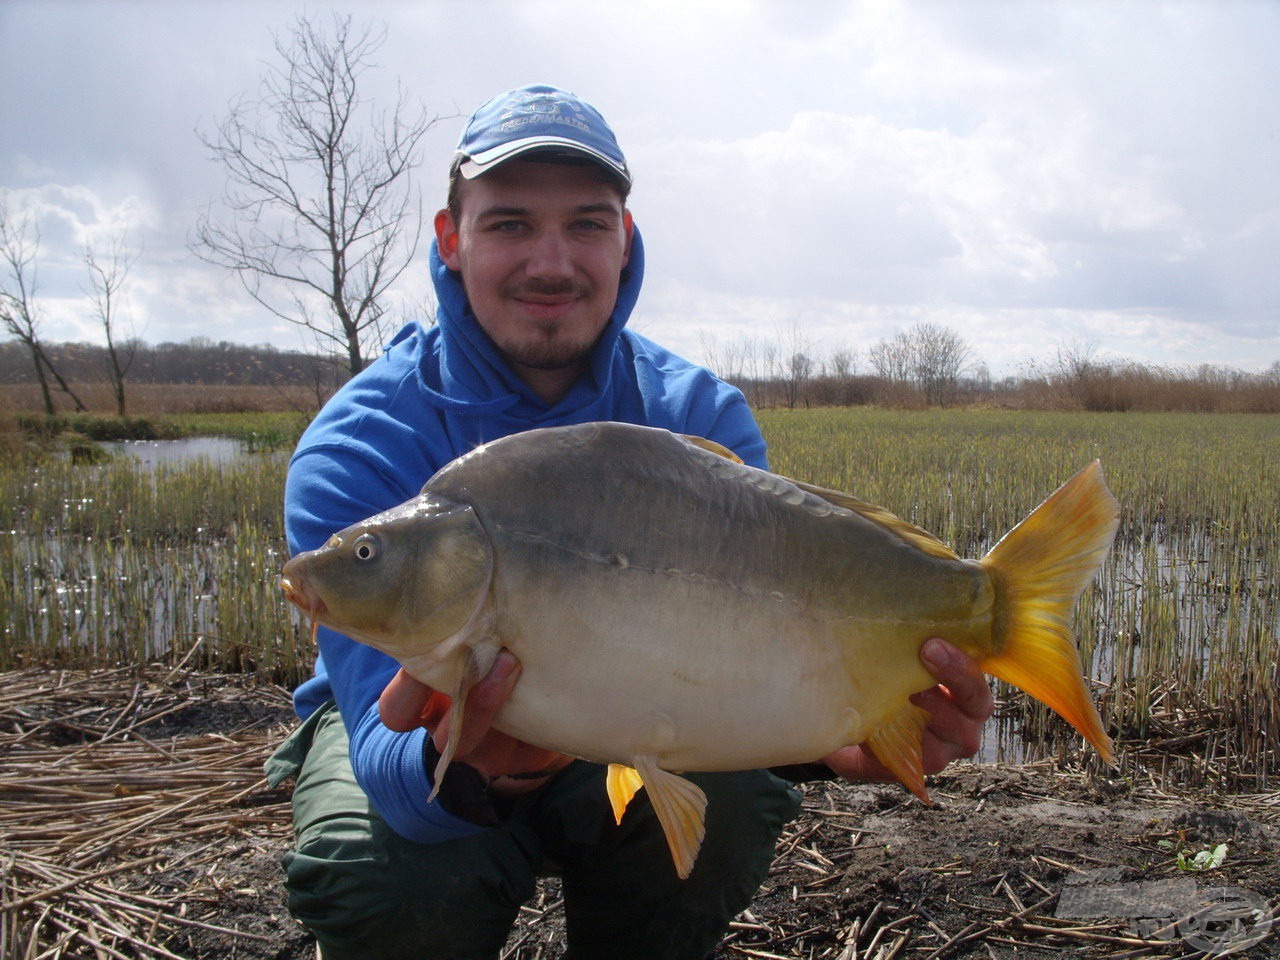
3, 408, 1278, 791
1, 448, 311, 685
759, 408, 1280, 790
0, 382, 325, 416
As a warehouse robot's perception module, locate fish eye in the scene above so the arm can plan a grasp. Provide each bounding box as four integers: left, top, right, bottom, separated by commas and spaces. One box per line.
352, 534, 379, 562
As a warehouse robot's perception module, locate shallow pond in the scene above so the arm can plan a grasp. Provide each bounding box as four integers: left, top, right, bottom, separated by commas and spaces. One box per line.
100, 437, 256, 467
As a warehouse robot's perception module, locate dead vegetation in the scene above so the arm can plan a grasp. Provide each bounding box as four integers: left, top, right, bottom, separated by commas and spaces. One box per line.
2, 666, 1278, 959
0, 665, 304, 959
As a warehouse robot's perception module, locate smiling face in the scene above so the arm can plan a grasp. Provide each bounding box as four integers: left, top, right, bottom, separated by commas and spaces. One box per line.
434, 159, 634, 404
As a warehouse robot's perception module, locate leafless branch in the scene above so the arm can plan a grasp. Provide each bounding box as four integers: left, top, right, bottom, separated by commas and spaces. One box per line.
0, 196, 87, 413
191, 12, 445, 375
84, 234, 140, 416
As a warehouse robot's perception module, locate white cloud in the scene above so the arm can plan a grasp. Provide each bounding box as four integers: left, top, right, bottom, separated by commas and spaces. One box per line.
2, 0, 1277, 375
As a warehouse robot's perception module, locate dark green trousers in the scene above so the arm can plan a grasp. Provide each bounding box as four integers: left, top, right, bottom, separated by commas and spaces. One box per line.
266, 702, 801, 960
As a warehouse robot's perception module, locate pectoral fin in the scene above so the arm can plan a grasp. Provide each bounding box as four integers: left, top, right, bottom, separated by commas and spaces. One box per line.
865, 703, 934, 805
426, 655, 485, 803
606, 763, 644, 825
631, 756, 708, 880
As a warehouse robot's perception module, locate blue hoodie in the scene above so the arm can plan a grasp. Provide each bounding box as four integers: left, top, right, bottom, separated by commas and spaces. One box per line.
284, 227, 767, 843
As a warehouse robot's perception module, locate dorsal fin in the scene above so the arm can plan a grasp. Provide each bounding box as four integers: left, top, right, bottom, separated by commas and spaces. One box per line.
681, 431, 957, 561
790, 479, 961, 561
680, 435, 744, 464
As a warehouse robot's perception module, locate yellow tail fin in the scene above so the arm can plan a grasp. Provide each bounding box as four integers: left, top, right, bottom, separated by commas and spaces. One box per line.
978, 461, 1119, 764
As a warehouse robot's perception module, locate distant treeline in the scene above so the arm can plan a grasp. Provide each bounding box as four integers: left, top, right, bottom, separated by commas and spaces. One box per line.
0, 338, 345, 388
4, 337, 1279, 416
738, 362, 1280, 414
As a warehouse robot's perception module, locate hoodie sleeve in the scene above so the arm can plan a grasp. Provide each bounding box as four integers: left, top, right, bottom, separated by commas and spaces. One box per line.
626, 335, 770, 469
285, 444, 487, 844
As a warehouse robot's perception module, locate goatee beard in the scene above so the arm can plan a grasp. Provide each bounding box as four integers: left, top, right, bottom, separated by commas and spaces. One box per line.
501, 333, 600, 372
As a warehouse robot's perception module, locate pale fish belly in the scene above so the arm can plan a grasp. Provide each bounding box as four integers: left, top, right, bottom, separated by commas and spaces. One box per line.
485, 533, 943, 772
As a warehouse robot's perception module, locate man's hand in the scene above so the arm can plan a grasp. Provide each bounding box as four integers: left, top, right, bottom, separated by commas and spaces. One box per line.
823, 638, 994, 783
379, 651, 572, 796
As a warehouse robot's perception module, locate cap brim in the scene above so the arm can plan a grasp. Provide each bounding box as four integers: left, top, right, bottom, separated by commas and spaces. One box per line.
459, 136, 630, 184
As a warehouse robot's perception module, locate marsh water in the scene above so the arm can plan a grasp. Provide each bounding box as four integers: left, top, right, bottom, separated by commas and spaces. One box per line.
10, 423, 1278, 783
100, 437, 270, 468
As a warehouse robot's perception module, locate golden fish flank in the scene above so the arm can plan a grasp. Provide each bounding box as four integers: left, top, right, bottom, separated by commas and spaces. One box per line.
280, 421, 1120, 880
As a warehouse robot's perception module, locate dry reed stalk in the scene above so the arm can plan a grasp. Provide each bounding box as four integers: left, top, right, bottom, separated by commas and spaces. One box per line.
5, 663, 1278, 959
0, 664, 300, 958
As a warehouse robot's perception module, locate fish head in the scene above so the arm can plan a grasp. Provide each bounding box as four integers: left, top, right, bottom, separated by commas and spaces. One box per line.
280, 494, 493, 663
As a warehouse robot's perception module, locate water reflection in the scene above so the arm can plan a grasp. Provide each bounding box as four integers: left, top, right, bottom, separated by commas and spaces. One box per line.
101, 437, 267, 468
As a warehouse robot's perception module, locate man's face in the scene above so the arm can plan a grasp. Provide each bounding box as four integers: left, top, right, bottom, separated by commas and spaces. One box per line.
435, 160, 633, 392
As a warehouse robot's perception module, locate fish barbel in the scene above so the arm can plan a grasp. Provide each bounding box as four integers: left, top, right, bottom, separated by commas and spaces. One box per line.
281, 422, 1119, 878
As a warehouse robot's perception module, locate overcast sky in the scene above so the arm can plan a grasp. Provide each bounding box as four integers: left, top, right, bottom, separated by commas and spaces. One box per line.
2, 0, 1278, 378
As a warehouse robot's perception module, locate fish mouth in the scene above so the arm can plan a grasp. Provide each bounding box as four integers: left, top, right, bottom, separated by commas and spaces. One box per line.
280, 573, 327, 619
280, 573, 326, 647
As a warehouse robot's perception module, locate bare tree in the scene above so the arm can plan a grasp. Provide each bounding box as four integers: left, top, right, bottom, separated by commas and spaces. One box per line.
0, 197, 86, 413
868, 330, 912, 383
909, 322, 970, 405
777, 319, 814, 408
699, 332, 749, 384
84, 235, 139, 417
754, 337, 779, 406
192, 13, 440, 375
869, 323, 970, 405
828, 346, 857, 379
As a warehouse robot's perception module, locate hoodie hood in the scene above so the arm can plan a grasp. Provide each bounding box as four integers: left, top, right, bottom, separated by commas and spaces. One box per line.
415, 225, 646, 426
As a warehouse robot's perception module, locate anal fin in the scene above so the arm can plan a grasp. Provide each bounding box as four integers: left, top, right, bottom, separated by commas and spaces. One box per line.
632, 756, 707, 880
606, 763, 644, 825
865, 703, 934, 805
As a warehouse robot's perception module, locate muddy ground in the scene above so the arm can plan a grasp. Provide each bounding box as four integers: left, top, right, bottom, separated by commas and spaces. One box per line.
3, 668, 1277, 959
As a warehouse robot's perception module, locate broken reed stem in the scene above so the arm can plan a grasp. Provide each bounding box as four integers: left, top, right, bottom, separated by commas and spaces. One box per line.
1, 664, 297, 958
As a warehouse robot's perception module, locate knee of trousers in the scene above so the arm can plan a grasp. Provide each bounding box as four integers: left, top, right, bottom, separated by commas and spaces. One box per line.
282, 842, 401, 949
676, 770, 803, 918
282, 824, 539, 959
695, 768, 803, 849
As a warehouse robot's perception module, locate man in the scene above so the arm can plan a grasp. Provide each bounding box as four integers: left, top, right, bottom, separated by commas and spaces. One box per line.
267, 83, 993, 959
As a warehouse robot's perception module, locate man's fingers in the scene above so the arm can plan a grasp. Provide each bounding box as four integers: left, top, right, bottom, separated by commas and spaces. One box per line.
379, 668, 435, 732
377, 652, 522, 759
919, 638, 994, 723
822, 744, 890, 783
449, 651, 520, 757
823, 642, 994, 788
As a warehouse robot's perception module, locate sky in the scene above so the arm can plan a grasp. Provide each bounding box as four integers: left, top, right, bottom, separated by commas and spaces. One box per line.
2, 0, 1278, 379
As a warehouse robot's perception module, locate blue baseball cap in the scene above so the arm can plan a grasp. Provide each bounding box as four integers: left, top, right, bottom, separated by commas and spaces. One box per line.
455, 84, 631, 186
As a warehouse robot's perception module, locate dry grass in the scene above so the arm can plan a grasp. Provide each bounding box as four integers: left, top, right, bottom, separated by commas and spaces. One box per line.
0, 383, 325, 417
0, 665, 305, 959
4, 665, 1278, 960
